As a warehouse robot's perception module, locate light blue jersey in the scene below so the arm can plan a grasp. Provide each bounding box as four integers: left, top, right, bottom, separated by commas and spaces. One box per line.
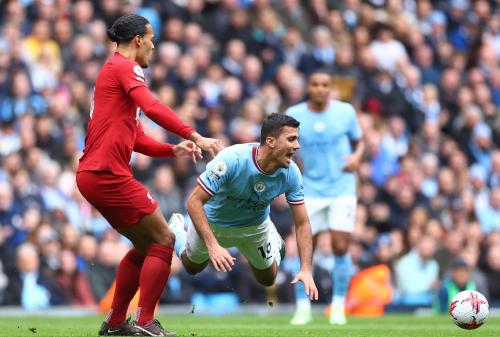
286, 100, 362, 197
198, 143, 304, 228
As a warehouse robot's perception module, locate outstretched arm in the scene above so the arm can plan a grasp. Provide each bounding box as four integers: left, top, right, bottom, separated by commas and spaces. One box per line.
290, 203, 318, 301
187, 185, 235, 272
134, 121, 202, 161
129, 86, 223, 157
129, 86, 194, 138
134, 121, 175, 157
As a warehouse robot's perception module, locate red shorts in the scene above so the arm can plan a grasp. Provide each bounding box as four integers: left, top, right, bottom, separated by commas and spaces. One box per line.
76, 171, 157, 228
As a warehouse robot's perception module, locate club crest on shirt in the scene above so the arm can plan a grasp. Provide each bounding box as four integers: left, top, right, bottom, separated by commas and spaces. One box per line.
133, 65, 145, 82
314, 121, 326, 133
254, 181, 266, 193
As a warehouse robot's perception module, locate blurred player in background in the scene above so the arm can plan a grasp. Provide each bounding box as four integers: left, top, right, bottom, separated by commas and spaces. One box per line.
168, 114, 318, 301
76, 14, 222, 337
286, 70, 364, 325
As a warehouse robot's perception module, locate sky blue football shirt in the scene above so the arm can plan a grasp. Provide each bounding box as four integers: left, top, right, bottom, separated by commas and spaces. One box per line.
287, 100, 362, 197
198, 143, 304, 228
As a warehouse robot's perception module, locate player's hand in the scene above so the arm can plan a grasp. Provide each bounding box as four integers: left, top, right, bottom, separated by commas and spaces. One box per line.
194, 136, 223, 158
291, 270, 318, 301
342, 153, 362, 172
173, 140, 203, 163
208, 244, 236, 272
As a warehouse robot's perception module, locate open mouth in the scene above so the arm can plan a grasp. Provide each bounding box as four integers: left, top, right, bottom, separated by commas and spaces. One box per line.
286, 152, 295, 159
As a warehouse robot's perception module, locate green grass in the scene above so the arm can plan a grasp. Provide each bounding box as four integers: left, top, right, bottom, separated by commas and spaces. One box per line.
0, 314, 499, 337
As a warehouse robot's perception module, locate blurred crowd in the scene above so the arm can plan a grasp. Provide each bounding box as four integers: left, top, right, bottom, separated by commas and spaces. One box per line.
0, 0, 499, 312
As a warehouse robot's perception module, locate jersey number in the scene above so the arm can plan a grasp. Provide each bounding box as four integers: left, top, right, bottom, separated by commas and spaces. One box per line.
258, 242, 272, 260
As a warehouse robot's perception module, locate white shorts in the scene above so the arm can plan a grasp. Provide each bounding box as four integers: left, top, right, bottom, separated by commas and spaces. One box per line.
305, 195, 357, 235
185, 217, 282, 270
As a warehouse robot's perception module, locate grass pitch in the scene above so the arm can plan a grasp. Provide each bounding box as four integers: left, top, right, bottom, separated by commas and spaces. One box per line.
0, 314, 499, 337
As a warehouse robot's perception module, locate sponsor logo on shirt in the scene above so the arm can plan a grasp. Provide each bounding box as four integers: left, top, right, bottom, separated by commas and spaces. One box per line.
147, 192, 155, 204
313, 121, 326, 133
135, 108, 141, 125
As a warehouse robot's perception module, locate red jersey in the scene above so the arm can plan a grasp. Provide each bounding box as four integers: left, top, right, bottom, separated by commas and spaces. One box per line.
78, 53, 194, 176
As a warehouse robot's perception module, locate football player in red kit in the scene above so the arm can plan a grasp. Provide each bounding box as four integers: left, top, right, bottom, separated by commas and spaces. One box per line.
76, 14, 222, 336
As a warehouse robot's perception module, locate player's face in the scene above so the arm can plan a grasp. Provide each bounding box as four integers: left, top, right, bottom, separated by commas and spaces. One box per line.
136, 24, 155, 68
273, 126, 300, 168
307, 73, 331, 105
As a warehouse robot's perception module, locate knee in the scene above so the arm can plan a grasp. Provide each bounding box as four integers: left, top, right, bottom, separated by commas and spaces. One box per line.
154, 229, 175, 247
333, 246, 348, 256
182, 254, 205, 275
185, 267, 200, 276
332, 241, 349, 255
256, 275, 276, 287
258, 278, 275, 287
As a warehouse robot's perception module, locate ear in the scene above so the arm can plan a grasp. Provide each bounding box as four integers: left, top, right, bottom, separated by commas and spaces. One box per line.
134, 35, 142, 47
265, 136, 276, 148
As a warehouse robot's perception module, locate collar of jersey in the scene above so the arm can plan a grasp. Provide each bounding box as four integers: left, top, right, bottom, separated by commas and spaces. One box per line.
252, 146, 271, 175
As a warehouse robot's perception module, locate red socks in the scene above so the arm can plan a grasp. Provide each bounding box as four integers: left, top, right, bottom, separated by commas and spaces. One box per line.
136, 243, 173, 325
108, 249, 145, 327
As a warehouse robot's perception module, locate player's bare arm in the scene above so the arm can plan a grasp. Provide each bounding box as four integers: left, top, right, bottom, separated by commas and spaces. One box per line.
187, 185, 235, 272
289, 203, 319, 301
343, 138, 365, 172
133, 121, 201, 162
128, 87, 222, 156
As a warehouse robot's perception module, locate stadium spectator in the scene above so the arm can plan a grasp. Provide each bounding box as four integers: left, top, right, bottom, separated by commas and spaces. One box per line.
3, 242, 67, 308
54, 249, 96, 307
394, 235, 439, 305
476, 186, 500, 234
484, 244, 500, 302
148, 165, 184, 218
434, 258, 476, 313
459, 244, 489, 298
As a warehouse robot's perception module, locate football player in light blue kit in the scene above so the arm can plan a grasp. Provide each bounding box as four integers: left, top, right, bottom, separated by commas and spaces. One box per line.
168, 114, 318, 300
286, 70, 364, 325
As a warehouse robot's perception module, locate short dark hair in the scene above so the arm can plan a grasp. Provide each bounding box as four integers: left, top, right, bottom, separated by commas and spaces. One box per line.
107, 14, 149, 44
308, 68, 332, 81
260, 113, 300, 145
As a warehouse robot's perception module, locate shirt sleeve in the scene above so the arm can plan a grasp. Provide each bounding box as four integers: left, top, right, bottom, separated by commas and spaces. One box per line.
197, 150, 237, 196
285, 164, 304, 205
115, 62, 147, 94
347, 104, 363, 141
129, 86, 195, 139
134, 121, 175, 157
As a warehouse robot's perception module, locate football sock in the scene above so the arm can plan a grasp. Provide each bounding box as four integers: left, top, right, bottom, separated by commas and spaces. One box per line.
332, 253, 352, 302
108, 249, 145, 327
136, 243, 173, 325
273, 231, 283, 267
172, 226, 187, 258
168, 214, 187, 258
291, 256, 310, 310
275, 247, 282, 267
